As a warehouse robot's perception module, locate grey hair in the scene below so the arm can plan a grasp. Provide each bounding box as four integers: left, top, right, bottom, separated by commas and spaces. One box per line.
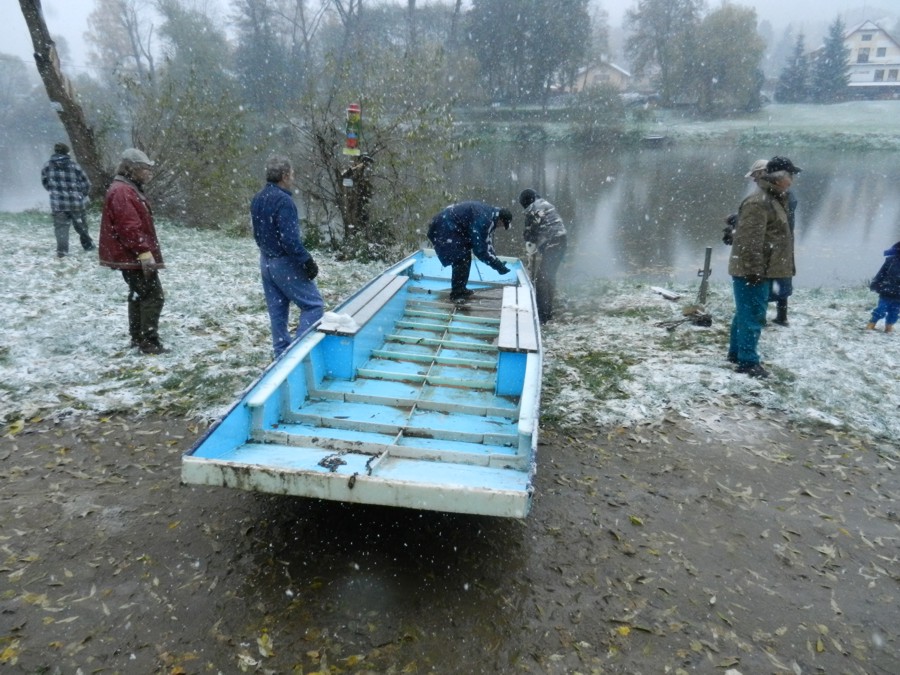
265, 155, 292, 183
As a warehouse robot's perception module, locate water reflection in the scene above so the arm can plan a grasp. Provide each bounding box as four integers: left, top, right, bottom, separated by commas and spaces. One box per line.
455, 144, 900, 289
4, 140, 899, 288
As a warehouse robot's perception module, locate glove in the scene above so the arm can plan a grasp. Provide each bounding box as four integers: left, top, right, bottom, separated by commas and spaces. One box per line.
745, 274, 763, 286
722, 213, 737, 245
722, 227, 734, 246
303, 257, 319, 280
495, 262, 511, 275
525, 242, 538, 256
137, 251, 156, 280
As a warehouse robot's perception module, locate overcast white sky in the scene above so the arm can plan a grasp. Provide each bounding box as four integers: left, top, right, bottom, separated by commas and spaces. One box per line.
0, 0, 888, 74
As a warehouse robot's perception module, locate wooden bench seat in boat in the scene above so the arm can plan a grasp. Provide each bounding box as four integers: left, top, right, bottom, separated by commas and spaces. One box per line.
318, 273, 410, 336
496, 275, 540, 396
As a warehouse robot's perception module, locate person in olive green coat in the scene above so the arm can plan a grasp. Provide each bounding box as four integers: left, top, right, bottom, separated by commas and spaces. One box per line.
726, 156, 799, 379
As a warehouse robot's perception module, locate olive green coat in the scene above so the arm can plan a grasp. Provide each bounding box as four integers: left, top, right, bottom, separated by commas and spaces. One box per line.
728, 179, 795, 279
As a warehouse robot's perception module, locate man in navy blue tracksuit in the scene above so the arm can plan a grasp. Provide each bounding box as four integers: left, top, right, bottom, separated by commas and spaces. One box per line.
251, 155, 325, 358
426, 201, 513, 300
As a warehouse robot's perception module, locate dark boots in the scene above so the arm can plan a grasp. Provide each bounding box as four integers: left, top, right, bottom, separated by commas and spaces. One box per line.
773, 299, 788, 326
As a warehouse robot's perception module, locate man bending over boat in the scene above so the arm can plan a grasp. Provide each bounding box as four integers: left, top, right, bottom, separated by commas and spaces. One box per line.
426, 201, 513, 301
251, 155, 325, 358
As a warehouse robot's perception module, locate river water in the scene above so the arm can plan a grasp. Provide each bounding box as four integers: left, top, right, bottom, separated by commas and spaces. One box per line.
453, 143, 900, 290
5, 141, 899, 289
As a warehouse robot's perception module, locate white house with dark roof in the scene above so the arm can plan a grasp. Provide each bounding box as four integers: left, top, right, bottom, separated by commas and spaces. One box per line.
843, 20, 900, 98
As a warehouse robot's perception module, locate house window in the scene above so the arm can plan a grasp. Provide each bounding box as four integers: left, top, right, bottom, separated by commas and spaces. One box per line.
877, 47, 886, 57
857, 48, 870, 63
889, 70, 899, 82
874, 70, 885, 82
861, 33, 873, 41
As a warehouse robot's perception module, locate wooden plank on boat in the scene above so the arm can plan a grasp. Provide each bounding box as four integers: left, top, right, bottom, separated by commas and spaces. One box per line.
498, 286, 519, 350
499, 285, 539, 353
319, 274, 409, 335
516, 286, 539, 352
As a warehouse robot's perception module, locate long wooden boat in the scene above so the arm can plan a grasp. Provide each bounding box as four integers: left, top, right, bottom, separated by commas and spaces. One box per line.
181, 248, 542, 518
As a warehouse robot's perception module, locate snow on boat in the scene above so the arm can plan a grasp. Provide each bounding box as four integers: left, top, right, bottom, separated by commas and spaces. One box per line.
181, 249, 542, 518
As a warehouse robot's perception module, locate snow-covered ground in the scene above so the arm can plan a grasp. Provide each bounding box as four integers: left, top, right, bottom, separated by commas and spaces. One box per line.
2, 212, 898, 452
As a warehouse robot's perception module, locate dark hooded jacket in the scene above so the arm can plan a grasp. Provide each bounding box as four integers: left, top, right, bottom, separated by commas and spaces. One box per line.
426, 201, 507, 272
870, 242, 900, 300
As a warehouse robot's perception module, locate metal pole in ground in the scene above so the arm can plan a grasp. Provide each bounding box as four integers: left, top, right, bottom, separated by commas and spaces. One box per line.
697, 246, 712, 305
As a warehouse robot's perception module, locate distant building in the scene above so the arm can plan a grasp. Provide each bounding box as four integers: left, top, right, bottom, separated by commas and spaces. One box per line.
570, 62, 632, 93
830, 20, 900, 99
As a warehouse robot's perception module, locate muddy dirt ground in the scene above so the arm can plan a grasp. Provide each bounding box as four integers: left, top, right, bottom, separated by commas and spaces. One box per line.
2, 408, 898, 674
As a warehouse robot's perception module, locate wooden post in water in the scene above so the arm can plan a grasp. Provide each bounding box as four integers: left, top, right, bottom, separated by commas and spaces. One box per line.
697, 247, 712, 305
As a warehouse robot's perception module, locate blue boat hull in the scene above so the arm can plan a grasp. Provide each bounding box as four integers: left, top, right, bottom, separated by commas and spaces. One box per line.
181, 249, 542, 518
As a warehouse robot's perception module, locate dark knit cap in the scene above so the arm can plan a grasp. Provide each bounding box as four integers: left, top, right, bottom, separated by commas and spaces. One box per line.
518, 188, 538, 208
767, 156, 801, 174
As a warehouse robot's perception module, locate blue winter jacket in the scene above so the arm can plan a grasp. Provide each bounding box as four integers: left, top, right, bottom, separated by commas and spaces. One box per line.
427, 201, 506, 271
870, 243, 900, 300
250, 182, 312, 263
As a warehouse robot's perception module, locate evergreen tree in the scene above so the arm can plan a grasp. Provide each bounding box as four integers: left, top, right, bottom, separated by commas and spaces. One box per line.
774, 33, 809, 103
809, 16, 849, 103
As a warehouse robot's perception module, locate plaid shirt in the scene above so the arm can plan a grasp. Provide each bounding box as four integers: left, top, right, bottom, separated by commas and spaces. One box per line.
41, 153, 91, 212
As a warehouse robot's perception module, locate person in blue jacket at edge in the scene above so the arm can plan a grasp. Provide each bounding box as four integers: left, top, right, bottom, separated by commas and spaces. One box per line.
251, 155, 325, 358
426, 201, 513, 301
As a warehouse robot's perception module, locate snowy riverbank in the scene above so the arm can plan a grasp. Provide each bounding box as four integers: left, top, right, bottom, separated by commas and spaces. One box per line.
3, 212, 897, 454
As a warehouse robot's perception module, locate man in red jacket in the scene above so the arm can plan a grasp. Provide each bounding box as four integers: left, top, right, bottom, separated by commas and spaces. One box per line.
99, 148, 167, 355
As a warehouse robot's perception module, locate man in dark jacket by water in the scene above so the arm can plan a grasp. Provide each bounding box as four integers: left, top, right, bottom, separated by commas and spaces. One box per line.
251, 155, 325, 358
866, 241, 900, 333
426, 201, 513, 301
41, 142, 93, 257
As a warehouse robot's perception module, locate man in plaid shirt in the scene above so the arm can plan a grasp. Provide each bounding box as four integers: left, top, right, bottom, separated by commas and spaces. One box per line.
41, 142, 94, 257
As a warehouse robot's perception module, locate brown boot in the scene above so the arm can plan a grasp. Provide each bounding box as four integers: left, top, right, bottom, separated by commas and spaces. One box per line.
886, 324, 894, 334
866, 322, 877, 330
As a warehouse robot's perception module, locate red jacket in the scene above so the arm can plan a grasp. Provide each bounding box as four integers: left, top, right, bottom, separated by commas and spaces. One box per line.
99, 177, 164, 270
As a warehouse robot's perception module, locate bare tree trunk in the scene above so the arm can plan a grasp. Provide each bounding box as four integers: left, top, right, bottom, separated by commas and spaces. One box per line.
19, 0, 111, 198
406, 0, 417, 54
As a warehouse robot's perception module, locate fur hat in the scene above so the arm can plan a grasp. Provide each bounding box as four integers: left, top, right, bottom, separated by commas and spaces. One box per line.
54, 142, 69, 155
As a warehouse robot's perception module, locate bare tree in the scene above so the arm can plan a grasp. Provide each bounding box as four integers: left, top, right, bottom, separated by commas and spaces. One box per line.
18, 0, 111, 197
407, 0, 417, 53
86, 0, 156, 85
